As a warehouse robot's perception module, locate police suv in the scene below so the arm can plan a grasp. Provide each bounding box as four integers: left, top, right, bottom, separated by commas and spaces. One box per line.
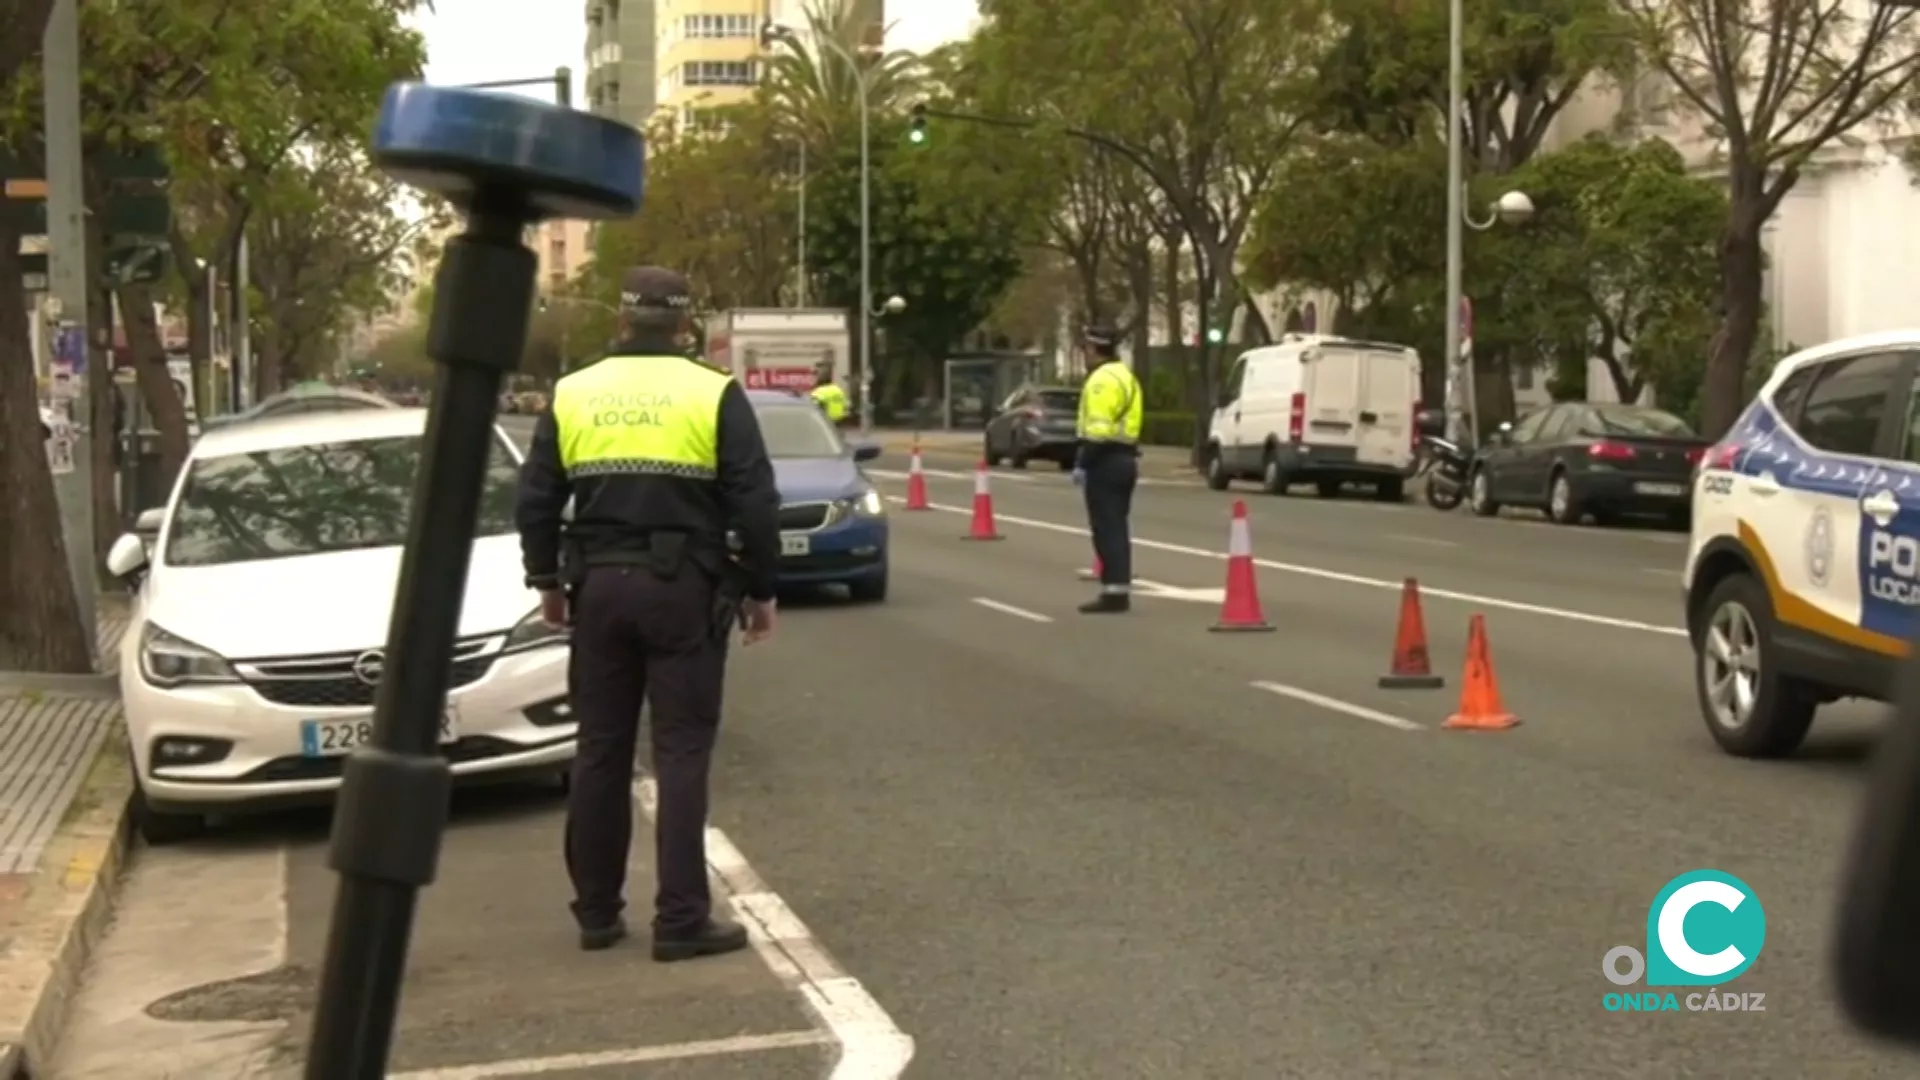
1686, 331, 1920, 757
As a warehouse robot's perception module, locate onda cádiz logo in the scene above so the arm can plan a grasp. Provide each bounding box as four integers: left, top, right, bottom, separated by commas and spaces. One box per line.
1600, 870, 1767, 1014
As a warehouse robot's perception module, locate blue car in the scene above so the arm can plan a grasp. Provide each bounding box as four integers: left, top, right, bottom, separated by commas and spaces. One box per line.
749, 389, 889, 601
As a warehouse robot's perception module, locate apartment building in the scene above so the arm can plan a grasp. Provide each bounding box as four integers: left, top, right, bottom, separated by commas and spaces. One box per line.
584, 0, 657, 129
533, 220, 593, 294
653, 0, 768, 131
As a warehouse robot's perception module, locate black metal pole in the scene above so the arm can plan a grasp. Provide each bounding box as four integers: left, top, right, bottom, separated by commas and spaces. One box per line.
303, 199, 535, 1078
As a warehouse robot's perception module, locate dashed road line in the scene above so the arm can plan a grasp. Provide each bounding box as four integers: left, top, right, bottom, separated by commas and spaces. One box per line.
636, 778, 914, 1078
971, 597, 1054, 622
1251, 680, 1424, 731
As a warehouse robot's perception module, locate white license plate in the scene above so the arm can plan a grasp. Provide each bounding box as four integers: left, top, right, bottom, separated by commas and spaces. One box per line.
781, 533, 810, 556
301, 713, 456, 757
1634, 482, 1686, 496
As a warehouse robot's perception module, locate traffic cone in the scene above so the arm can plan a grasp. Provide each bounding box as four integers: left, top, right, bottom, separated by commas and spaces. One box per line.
1442, 615, 1519, 730
1378, 578, 1444, 689
904, 442, 930, 510
963, 460, 1003, 540
1078, 557, 1101, 581
1210, 500, 1274, 632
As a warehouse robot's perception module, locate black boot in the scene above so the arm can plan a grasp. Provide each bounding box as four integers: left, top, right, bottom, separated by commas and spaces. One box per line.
579, 916, 629, 951
1078, 593, 1130, 614
652, 917, 751, 962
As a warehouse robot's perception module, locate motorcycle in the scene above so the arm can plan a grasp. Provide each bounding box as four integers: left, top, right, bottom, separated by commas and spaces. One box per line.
1417, 431, 1472, 511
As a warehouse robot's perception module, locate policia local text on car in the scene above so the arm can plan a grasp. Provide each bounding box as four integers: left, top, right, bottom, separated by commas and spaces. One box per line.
515, 265, 782, 958
1073, 323, 1144, 615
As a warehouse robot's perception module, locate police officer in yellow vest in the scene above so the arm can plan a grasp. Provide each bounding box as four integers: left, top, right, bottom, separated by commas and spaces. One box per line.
1073, 323, 1144, 614
516, 266, 782, 958
809, 363, 849, 424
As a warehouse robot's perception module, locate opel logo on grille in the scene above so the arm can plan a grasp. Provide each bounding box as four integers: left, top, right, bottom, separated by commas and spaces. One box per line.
350, 650, 384, 685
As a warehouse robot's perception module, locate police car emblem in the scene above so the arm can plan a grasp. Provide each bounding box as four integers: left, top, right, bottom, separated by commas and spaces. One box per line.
1806, 507, 1834, 588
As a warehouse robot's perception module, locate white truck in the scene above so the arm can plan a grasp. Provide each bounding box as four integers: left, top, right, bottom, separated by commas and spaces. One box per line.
704, 308, 849, 394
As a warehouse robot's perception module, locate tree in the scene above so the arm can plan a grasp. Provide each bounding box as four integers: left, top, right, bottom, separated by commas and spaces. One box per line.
970, 0, 1317, 451
586, 102, 797, 314
802, 112, 1034, 405
245, 147, 443, 395
1485, 136, 1725, 417
760, 0, 924, 146
0, 0, 91, 673
1619, 0, 1920, 437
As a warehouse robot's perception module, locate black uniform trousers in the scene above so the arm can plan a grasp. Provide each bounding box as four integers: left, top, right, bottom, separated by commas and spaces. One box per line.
1083, 449, 1139, 588
565, 564, 728, 934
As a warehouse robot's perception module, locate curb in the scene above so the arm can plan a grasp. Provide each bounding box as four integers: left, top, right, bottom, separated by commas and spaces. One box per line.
0, 733, 132, 1076
0, 674, 116, 698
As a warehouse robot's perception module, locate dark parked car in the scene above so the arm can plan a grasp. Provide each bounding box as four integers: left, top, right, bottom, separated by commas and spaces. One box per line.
983, 385, 1080, 469
1467, 402, 1707, 526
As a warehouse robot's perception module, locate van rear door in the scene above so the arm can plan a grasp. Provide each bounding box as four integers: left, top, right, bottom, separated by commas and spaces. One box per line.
1299, 344, 1364, 450
1352, 346, 1419, 469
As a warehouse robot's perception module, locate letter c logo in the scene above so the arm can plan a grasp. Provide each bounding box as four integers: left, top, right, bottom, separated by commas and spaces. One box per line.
1644, 870, 1765, 986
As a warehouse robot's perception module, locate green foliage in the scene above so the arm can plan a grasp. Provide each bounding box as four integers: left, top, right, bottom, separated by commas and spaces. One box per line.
585, 101, 797, 316
760, 0, 924, 147
1482, 136, 1724, 411
802, 110, 1033, 365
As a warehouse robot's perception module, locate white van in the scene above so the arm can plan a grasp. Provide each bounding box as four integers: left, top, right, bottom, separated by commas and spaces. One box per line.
1204, 334, 1423, 499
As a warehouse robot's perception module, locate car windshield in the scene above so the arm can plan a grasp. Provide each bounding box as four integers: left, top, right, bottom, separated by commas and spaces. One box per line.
755, 405, 845, 459
1580, 406, 1695, 437
163, 433, 521, 567
1036, 390, 1080, 411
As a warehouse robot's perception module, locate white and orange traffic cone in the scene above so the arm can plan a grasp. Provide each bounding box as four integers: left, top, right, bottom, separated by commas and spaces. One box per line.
1210, 500, 1274, 632
904, 441, 930, 510
963, 461, 1003, 540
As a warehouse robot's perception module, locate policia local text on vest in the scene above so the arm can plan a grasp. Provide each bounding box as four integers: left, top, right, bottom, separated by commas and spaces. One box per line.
515, 265, 782, 959
1074, 323, 1144, 615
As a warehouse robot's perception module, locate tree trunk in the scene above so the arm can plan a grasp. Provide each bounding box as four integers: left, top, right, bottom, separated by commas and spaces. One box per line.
184, 274, 212, 406
1702, 218, 1766, 439
1160, 234, 1183, 349
0, 217, 92, 673
116, 283, 192, 479
1125, 240, 1153, 386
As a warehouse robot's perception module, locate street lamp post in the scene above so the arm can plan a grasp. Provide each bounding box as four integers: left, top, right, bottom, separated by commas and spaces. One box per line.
795, 139, 808, 307
1442, 0, 1534, 447
763, 20, 877, 434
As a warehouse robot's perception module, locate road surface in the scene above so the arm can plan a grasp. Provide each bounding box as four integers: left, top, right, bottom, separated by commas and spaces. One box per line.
52, 426, 1912, 1077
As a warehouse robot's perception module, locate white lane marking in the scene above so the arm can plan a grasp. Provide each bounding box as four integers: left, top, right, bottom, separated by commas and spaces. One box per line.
1251, 680, 1424, 731
886, 496, 1685, 638
971, 597, 1054, 622
389, 1032, 832, 1077
636, 778, 914, 1078
1134, 579, 1224, 603
1386, 533, 1457, 547
866, 467, 1032, 483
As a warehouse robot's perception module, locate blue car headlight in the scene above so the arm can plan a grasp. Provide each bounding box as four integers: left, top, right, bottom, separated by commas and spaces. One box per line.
834, 488, 886, 519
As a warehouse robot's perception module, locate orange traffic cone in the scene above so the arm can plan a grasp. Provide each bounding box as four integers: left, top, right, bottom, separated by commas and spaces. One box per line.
1078, 557, 1102, 581
1442, 615, 1519, 730
963, 461, 1003, 540
1210, 500, 1274, 632
1378, 578, 1444, 689
904, 441, 930, 510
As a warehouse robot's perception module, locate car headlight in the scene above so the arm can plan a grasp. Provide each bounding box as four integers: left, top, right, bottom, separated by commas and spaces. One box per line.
504, 607, 569, 652
853, 488, 885, 516
139, 624, 239, 688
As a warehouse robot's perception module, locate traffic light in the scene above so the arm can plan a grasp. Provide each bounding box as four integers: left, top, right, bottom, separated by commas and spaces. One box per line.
1205, 326, 1224, 344
908, 103, 926, 144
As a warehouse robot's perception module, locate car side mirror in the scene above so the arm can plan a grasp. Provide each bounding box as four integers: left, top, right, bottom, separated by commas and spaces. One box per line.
106, 533, 148, 584
134, 506, 165, 533
852, 442, 881, 462
1491, 421, 1514, 444
1415, 409, 1445, 439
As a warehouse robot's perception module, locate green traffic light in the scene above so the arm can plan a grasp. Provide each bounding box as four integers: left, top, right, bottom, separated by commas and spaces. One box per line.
1206, 327, 1223, 343
908, 128, 925, 143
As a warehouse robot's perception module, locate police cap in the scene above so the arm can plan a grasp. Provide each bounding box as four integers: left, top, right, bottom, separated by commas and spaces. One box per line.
619, 266, 693, 314
1082, 323, 1120, 349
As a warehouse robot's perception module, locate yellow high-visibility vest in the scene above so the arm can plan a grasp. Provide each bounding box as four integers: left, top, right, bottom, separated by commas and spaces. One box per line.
551, 355, 729, 479
811, 382, 849, 421
1077, 362, 1143, 443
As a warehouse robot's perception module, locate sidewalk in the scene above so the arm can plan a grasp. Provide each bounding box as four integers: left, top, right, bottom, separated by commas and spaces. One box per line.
0, 595, 135, 1074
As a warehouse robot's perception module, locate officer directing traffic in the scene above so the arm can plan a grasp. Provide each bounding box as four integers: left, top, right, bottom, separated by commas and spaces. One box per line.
1073, 323, 1144, 614
810, 360, 849, 424
516, 265, 782, 959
